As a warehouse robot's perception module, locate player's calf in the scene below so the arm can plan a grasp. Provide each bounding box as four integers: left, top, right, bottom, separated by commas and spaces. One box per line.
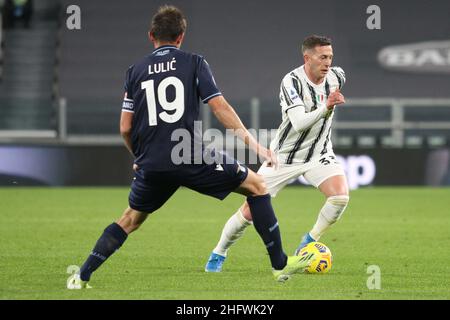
75, 207, 147, 285
116, 207, 149, 234
326, 195, 350, 221
78, 221, 128, 283
295, 194, 349, 254
236, 170, 288, 271
208, 169, 289, 273
309, 194, 349, 240
205, 207, 253, 271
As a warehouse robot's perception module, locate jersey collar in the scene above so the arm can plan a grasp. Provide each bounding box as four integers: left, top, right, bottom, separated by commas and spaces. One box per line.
152, 45, 179, 55
300, 65, 326, 88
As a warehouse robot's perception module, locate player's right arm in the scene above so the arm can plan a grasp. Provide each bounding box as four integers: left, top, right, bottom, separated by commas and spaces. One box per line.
281, 75, 344, 132
197, 57, 276, 166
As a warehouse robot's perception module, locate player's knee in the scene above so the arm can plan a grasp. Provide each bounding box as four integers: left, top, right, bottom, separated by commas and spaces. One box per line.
251, 179, 268, 196
326, 194, 349, 222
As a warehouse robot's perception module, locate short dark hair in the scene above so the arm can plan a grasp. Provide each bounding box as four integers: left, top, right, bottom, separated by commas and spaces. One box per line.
301, 35, 332, 53
150, 5, 187, 42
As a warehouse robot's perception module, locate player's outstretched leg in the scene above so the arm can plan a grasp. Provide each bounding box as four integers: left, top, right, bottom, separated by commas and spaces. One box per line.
205, 203, 252, 272
67, 207, 148, 289
235, 170, 314, 282
272, 253, 316, 282
295, 175, 349, 255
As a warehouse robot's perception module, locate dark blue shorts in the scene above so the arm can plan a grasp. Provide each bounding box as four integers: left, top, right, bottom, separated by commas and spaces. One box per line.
128, 155, 248, 213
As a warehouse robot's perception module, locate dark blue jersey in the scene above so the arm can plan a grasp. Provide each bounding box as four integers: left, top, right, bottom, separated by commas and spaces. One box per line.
122, 45, 222, 171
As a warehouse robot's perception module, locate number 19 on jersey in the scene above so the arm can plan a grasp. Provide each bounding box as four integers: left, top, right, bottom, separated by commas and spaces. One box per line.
141, 76, 185, 126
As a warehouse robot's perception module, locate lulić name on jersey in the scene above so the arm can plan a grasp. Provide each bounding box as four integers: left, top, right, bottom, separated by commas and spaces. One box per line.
149, 58, 177, 74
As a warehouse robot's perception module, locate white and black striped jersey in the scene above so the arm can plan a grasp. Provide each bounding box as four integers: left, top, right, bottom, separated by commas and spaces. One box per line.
270, 65, 346, 164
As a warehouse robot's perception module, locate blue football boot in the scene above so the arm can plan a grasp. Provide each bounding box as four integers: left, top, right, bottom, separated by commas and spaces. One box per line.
205, 252, 226, 272
294, 233, 316, 256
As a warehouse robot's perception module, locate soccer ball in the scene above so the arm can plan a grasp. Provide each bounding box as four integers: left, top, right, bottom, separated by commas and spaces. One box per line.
297, 242, 333, 274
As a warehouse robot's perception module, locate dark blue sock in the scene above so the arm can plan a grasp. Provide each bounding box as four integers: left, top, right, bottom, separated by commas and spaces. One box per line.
79, 223, 128, 281
247, 194, 287, 270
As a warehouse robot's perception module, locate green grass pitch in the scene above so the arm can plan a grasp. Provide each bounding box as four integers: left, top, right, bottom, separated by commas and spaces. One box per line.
0, 187, 449, 300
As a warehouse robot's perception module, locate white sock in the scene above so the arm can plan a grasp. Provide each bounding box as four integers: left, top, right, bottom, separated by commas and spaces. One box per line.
213, 209, 252, 257
310, 195, 349, 240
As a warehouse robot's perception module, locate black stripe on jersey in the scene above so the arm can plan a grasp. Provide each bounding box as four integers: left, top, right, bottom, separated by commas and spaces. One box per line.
304, 118, 328, 163
286, 129, 310, 164
320, 126, 333, 156
279, 85, 286, 104
281, 84, 293, 105
306, 83, 317, 111
304, 80, 331, 162
331, 68, 343, 89
284, 104, 302, 114
290, 72, 303, 101
325, 79, 330, 96
277, 122, 293, 151
284, 81, 319, 164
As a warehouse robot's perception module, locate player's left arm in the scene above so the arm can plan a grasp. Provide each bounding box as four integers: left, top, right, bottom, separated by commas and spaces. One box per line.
120, 110, 134, 156
120, 66, 136, 158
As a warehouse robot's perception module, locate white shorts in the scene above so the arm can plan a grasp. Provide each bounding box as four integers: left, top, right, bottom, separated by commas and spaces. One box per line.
257, 153, 346, 196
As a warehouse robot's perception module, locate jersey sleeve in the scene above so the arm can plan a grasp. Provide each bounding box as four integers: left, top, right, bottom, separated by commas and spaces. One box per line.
280, 74, 328, 132
330, 66, 346, 89
197, 57, 222, 103
287, 105, 329, 132
279, 74, 305, 114
122, 66, 135, 113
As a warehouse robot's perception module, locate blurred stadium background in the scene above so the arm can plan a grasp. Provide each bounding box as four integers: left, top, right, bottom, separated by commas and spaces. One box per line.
1, 0, 450, 188
1, 0, 450, 301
